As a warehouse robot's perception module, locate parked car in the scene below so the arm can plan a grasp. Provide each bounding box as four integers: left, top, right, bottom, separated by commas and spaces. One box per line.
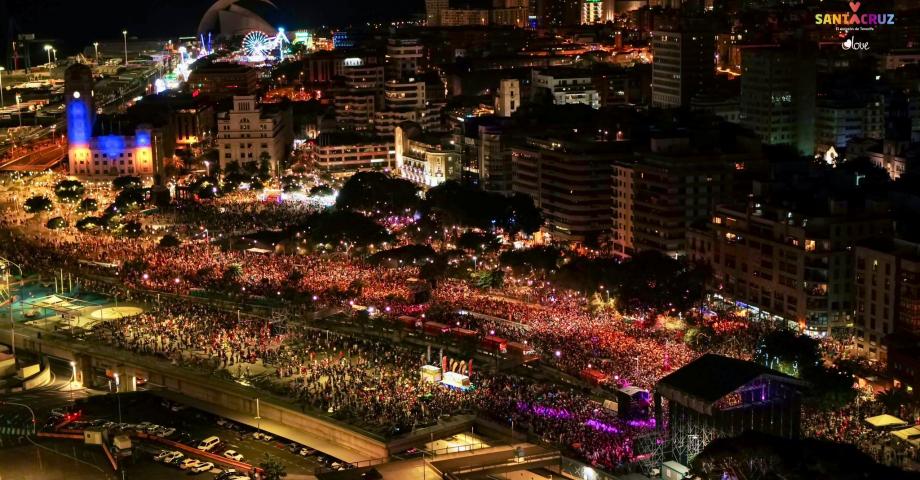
252, 432, 273, 442
190, 461, 215, 473
215, 469, 239, 480
161, 451, 184, 464
223, 450, 244, 461
197, 436, 220, 452
153, 450, 171, 462
299, 447, 316, 457
179, 458, 201, 470
287, 442, 300, 453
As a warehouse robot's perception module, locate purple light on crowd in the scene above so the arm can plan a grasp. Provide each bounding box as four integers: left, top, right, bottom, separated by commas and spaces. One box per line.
627, 418, 656, 429
517, 401, 572, 419
585, 419, 619, 434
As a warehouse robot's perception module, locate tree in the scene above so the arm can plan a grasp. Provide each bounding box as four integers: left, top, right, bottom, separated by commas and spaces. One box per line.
309, 185, 335, 196
159, 234, 182, 248
78, 197, 99, 213
258, 153, 272, 181
225, 160, 241, 175
335, 171, 420, 214
75, 216, 104, 232
472, 269, 504, 289
120, 220, 143, 238
755, 329, 856, 411
113, 188, 146, 211
424, 181, 542, 234
46, 216, 68, 230
222, 263, 244, 284
281, 175, 304, 193
259, 454, 287, 480
456, 231, 502, 252
190, 177, 220, 200
24, 195, 53, 213
289, 210, 393, 248
112, 175, 142, 190
54, 179, 85, 202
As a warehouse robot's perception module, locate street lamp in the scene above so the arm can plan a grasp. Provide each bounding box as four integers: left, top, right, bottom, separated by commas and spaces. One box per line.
44, 44, 52, 65
1, 257, 23, 356
52, 48, 57, 63
122, 30, 128, 65
0, 66, 5, 108
69, 361, 77, 400
93, 42, 99, 63
204, 160, 210, 177
15, 94, 21, 127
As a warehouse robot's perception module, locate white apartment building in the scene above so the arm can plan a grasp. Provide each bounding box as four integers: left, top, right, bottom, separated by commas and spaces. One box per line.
216, 95, 292, 173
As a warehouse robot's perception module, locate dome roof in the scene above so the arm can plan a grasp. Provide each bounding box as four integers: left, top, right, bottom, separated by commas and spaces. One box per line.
198, 0, 278, 37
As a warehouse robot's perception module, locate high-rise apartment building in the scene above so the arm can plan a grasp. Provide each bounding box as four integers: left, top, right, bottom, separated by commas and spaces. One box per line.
651, 18, 715, 108
386, 38, 425, 80
512, 136, 632, 244
701, 197, 892, 336
739, 46, 816, 155
853, 239, 920, 363
495, 79, 521, 117
581, 0, 604, 24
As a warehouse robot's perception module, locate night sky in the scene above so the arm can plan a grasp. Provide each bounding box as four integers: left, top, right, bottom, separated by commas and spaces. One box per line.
2, 0, 423, 55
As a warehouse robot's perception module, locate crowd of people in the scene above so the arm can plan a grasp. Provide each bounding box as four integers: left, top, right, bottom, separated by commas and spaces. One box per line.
0, 175, 889, 473
803, 403, 919, 470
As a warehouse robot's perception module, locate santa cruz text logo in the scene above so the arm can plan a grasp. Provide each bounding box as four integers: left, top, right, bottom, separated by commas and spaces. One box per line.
815, 2, 895, 26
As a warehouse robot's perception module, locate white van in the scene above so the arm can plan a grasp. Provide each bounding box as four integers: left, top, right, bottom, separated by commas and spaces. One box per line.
197, 436, 220, 452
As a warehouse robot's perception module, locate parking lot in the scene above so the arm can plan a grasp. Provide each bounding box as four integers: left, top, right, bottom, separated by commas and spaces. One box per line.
47, 391, 353, 478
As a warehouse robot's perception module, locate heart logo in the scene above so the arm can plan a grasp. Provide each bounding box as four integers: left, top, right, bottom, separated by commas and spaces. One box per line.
849, 1, 861, 12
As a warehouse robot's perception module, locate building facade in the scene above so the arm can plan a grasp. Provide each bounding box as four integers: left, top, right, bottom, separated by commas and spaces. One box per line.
216, 95, 292, 173
311, 133, 395, 174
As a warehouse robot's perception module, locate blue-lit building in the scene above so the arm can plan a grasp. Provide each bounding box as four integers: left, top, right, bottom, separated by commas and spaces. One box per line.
65, 63, 164, 178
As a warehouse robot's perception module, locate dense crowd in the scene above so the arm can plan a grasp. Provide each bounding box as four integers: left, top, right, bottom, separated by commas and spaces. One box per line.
0, 177, 881, 472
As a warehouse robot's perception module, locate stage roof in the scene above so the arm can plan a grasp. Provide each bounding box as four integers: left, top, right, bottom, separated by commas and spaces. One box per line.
655, 354, 808, 415
866, 414, 908, 429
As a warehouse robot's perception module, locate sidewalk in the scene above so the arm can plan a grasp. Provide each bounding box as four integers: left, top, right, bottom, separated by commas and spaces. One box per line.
151, 389, 370, 464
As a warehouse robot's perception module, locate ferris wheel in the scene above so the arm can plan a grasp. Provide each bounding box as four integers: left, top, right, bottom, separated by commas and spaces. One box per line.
242, 29, 289, 61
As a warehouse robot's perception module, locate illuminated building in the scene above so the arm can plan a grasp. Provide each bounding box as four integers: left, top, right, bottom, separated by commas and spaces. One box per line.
311, 133, 395, 174
187, 62, 259, 99
531, 69, 600, 109
395, 122, 461, 188
385, 38, 424, 80
440, 9, 490, 26
701, 195, 892, 336
66, 63, 163, 178
494, 79, 520, 117
374, 78, 443, 136
65, 63, 95, 173
70, 127, 161, 177
216, 95, 293, 174
292, 30, 313, 49
425, 0, 449, 25
581, 0, 604, 24
491, 0, 530, 27
332, 31, 354, 49
612, 133, 747, 259
512, 136, 632, 244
